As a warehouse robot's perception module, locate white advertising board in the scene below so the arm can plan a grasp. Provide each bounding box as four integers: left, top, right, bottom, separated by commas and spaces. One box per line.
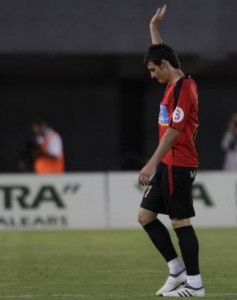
192, 172, 236, 227
0, 172, 236, 229
0, 174, 107, 229
108, 173, 143, 229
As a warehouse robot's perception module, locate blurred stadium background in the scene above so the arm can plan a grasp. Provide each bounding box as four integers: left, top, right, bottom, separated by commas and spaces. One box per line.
0, 0, 236, 299
0, 0, 236, 172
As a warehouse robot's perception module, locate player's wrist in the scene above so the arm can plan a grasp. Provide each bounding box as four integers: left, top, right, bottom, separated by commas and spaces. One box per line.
149, 156, 160, 168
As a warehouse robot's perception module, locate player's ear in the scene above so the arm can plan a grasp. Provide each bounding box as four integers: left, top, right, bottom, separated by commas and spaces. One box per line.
160, 59, 168, 69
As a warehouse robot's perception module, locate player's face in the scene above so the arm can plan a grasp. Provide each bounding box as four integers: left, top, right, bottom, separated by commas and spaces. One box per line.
147, 61, 168, 83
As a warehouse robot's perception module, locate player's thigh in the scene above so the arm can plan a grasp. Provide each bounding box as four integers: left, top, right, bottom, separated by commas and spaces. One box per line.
162, 165, 196, 219
140, 163, 166, 215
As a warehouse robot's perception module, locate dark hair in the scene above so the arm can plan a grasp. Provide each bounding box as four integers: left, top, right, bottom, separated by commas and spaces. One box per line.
144, 44, 181, 69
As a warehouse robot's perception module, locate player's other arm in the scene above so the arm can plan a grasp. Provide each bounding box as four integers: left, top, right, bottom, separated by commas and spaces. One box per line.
149, 4, 167, 45
139, 127, 179, 186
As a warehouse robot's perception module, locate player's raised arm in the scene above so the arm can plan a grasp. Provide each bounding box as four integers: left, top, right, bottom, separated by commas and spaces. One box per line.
149, 4, 167, 44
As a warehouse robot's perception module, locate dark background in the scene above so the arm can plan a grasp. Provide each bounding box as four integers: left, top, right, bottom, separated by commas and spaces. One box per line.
0, 0, 236, 172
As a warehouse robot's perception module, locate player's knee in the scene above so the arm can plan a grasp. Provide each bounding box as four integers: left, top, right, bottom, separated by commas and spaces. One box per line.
137, 212, 145, 225
171, 218, 191, 229
137, 211, 156, 226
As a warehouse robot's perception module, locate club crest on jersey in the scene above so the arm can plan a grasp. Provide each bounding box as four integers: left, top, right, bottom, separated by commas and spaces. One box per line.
159, 104, 169, 126
172, 106, 184, 123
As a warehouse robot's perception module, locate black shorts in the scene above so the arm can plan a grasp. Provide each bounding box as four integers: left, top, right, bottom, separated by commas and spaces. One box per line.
140, 162, 197, 219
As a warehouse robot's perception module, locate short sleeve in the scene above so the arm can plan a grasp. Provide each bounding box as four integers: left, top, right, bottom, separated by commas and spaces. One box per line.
169, 80, 195, 131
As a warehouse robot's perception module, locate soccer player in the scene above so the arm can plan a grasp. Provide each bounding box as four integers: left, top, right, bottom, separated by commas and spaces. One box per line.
138, 5, 205, 297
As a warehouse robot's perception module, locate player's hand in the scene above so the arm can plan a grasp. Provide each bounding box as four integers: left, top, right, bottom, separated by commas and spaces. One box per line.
139, 162, 157, 186
150, 4, 167, 27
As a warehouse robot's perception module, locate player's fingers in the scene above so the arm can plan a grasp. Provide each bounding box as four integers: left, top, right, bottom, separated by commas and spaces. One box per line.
141, 173, 149, 186
144, 176, 150, 186
156, 8, 161, 16
139, 172, 147, 186
138, 173, 144, 185
160, 5, 167, 17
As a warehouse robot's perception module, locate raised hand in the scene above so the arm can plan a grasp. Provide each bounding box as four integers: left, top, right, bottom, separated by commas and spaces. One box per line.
150, 4, 167, 27
149, 4, 167, 44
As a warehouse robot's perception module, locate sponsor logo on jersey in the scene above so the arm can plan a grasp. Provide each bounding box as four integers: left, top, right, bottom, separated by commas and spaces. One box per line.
172, 106, 184, 123
159, 104, 169, 126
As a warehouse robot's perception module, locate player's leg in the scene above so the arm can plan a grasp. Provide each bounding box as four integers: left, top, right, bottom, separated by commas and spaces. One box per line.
138, 208, 179, 265
138, 209, 186, 296
161, 218, 205, 297
138, 163, 186, 296
161, 166, 205, 297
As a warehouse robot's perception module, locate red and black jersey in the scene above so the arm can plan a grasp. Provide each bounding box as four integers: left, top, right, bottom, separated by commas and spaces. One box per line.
158, 75, 199, 167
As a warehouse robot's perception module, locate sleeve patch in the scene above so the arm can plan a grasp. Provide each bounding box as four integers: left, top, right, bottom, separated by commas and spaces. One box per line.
172, 106, 184, 123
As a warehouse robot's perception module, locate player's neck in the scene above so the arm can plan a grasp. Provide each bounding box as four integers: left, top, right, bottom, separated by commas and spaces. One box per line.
167, 69, 185, 85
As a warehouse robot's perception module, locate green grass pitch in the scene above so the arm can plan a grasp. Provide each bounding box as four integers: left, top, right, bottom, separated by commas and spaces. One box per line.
0, 228, 236, 299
